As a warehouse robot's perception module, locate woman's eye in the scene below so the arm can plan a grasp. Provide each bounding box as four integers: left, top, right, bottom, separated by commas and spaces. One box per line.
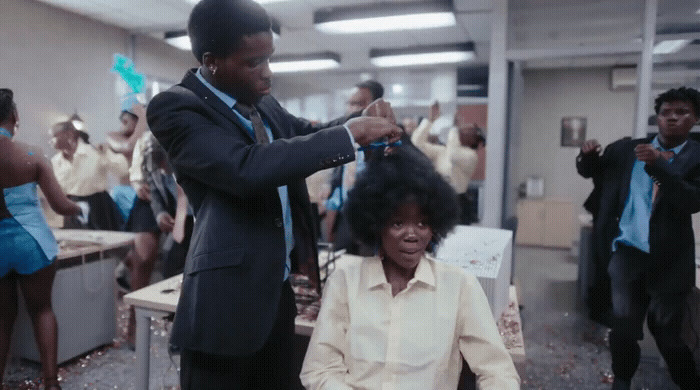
249, 58, 267, 67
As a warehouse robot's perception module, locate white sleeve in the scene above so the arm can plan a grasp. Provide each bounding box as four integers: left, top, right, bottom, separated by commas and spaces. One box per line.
457, 274, 521, 390
300, 270, 354, 390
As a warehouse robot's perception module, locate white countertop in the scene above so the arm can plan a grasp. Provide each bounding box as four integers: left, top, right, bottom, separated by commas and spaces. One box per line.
54, 229, 135, 260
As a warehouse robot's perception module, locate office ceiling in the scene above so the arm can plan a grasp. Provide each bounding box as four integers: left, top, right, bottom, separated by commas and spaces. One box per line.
35, 0, 700, 83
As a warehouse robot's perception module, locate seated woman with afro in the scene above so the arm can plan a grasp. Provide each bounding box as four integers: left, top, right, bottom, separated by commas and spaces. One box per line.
300, 146, 520, 389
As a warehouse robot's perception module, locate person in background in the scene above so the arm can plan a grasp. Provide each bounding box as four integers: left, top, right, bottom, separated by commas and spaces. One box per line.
0, 88, 81, 390
577, 87, 700, 390
110, 98, 150, 220
49, 119, 127, 231
142, 132, 193, 279
461, 120, 486, 224
300, 146, 520, 390
401, 116, 418, 138
107, 94, 149, 164
119, 103, 161, 347
345, 79, 384, 114
324, 79, 385, 253
146, 0, 400, 388
411, 101, 479, 224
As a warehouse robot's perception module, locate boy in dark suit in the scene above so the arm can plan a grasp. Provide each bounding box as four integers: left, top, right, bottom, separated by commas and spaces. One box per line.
146, 0, 400, 388
577, 87, 700, 390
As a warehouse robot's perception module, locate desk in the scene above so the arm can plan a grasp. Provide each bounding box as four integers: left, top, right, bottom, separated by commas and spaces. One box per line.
125, 268, 525, 389
124, 275, 320, 390
435, 225, 513, 320
12, 229, 134, 364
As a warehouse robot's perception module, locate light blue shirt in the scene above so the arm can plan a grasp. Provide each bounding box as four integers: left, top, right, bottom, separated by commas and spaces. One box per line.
613, 136, 685, 253
196, 69, 293, 280
325, 150, 365, 211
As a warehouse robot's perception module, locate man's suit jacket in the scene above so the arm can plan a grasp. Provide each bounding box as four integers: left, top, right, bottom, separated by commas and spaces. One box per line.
147, 69, 356, 356
577, 136, 700, 326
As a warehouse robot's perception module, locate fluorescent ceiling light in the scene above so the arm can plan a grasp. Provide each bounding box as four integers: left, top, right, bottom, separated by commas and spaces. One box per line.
392, 84, 404, 94
370, 43, 475, 68
270, 52, 340, 73
314, 1, 455, 34
165, 35, 192, 51
187, 0, 289, 4
316, 12, 455, 34
457, 84, 483, 92
653, 39, 690, 54
371, 51, 473, 67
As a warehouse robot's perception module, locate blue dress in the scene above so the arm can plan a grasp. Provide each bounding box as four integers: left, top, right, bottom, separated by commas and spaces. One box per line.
0, 182, 57, 277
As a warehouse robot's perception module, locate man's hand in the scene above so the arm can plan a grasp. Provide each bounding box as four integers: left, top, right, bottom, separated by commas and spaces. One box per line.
345, 117, 401, 146
634, 144, 662, 164
362, 98, 396, 124
157, 212, 175, 233
580, 139, 601, 156
429, 101, 441, 122
136, 183, 151, 201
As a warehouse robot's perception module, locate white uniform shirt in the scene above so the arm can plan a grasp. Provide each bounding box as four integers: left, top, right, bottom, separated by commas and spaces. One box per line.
51, 138, 128, 196
411, 119, 478, 194
301, 255, 520, 390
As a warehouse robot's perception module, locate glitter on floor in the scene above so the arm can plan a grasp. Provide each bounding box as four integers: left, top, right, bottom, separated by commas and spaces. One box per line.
3, 246, 692, 389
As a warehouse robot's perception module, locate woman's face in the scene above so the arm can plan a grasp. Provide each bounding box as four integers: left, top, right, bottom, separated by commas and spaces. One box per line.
380, 201, 433, 272
119, 112, 138, 136
49, 125, 72, 150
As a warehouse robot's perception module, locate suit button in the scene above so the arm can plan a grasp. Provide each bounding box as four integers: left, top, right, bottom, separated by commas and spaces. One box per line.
274, 218, 283, 227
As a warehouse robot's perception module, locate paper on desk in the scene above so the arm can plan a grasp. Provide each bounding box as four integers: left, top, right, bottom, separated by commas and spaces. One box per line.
434, 226, 511, 278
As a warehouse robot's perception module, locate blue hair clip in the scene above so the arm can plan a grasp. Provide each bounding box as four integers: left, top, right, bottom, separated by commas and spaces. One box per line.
358, 139, 402, 152
111, 53, 145, 94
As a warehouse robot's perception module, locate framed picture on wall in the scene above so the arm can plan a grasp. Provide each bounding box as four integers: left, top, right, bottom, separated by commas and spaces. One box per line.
561, 116, 587, 147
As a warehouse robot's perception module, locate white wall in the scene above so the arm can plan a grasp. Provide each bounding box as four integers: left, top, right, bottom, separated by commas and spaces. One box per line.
516, 67, 637, 216
0, 0, 196, 155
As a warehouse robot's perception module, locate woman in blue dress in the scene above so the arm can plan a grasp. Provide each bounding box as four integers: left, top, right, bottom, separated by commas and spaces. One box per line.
0, 89, 81, 390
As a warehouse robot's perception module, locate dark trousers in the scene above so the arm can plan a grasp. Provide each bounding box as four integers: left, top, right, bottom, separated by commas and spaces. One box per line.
607, 245, 700, 389
162, 216, 194, 279
180, 280, 297, 390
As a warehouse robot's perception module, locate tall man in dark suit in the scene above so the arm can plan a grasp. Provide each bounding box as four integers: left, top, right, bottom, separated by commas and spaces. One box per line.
577, 87, 700, 390
146, 0, 400, 388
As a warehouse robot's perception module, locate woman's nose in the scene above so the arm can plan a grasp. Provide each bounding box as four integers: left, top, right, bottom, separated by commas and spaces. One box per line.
404, 224, 418, 238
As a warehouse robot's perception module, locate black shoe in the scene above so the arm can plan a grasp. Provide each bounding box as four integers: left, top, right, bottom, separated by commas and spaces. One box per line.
116, 275, 131, 292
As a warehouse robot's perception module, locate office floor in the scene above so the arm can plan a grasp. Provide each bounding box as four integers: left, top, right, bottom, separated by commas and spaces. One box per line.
3, 246, 686, 389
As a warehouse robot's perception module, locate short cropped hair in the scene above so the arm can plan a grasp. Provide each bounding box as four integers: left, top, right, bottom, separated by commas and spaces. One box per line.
0, 88, 16, 124
345, 146, 460, 248
188, 0, 271, 63
54, 120, 90, 144
356, 80, 384, 101
654, 87, 700, 117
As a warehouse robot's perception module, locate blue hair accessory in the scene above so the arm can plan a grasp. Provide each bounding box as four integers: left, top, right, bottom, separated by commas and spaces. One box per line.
358, 139, 402, 152
120, 93, 145, 114
0, 127, 12, 138
111, 53, 145, 94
